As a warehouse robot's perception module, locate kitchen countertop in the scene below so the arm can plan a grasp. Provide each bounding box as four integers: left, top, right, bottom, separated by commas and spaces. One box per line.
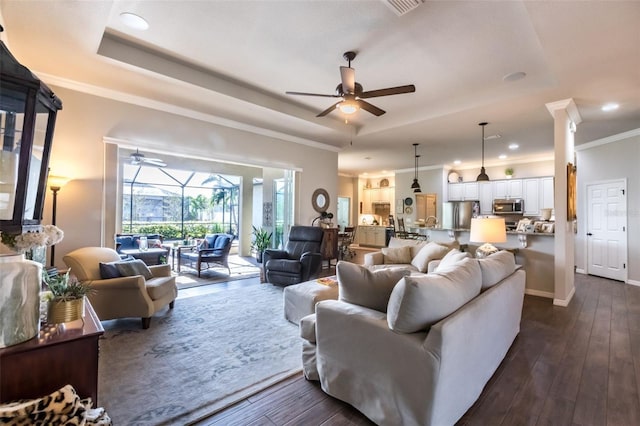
409, 226, 555, 236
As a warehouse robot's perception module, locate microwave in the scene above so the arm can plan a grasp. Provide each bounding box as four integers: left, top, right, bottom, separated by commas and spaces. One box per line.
493, 199, 524, 215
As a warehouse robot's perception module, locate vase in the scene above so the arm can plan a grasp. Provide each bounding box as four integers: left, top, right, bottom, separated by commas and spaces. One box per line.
25, 246, 47, 265
0, 253, 42, 348
48, 297, 84, 324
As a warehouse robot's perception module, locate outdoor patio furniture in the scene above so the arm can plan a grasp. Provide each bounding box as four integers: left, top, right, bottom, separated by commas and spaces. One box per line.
178, 233, 234, 277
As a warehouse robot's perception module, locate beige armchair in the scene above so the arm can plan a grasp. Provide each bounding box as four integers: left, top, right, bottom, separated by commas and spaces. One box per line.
63, 247, 177, 329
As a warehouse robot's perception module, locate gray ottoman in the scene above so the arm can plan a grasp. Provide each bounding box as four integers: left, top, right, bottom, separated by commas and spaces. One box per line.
283, 278, 339, 324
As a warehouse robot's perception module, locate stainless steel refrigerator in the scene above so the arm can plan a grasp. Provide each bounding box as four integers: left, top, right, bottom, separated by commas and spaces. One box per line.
441, 201, 480, 229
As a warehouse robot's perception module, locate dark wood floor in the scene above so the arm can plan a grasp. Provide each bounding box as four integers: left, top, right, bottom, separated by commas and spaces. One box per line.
190, 273, 640, 426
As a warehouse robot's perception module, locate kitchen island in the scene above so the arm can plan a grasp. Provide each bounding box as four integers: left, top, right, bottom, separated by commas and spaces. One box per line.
410, 226, 555, 298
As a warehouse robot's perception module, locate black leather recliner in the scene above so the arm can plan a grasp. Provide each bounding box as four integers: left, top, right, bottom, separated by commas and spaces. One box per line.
263, 226, 324, 286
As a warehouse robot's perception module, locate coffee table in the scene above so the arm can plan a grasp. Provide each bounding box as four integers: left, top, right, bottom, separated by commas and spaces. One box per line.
120, 248, 168, 266
283, 277, 339, 324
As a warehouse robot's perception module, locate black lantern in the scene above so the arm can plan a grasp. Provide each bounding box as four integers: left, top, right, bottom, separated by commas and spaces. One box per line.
0, 25, 63, 235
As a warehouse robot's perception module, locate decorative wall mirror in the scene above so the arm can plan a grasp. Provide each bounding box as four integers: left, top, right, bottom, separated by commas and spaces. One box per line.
312, 188, 330, 213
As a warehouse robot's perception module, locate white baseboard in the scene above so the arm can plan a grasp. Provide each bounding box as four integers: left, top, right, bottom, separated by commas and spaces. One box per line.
525, 288, 554, 299
576, 268, 587, 274
627, 279, 640, 287
553, 286, 576, 307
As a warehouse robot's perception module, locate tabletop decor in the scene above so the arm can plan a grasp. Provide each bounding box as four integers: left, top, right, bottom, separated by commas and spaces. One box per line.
43, 270, 93, 324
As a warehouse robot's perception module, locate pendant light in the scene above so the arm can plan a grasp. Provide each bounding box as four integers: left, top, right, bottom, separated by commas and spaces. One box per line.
476, 122, 490, 181
411, 143, 422, 193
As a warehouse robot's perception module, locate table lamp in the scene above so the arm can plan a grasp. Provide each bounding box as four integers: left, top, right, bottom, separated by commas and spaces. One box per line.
469, 217, 506, 258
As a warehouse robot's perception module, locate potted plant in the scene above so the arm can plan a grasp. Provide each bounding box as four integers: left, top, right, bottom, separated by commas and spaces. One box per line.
251, 226, 272, 263
505, 168, 514, 179
43, 270, 93, 323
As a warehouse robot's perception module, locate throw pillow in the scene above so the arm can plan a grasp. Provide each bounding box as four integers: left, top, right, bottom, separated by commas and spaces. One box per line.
477, 250, 516, 290
410, 242, 449, 273
99, 257, 134, 279
115, 259, 153, 279
147, 238, 163, 248
337, 261, 410, 312
387, 257, 482, 333
381, 246, 412, 264
434, 248, 470, 273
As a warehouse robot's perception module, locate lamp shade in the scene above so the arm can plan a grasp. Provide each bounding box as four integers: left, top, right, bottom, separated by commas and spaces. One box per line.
469, 217, 506, 244
48, 175, 70, 190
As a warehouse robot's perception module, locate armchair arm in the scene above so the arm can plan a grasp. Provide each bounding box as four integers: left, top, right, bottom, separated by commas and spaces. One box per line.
82, 275, 155, 319
300, 252, 323, 281
263, 249, 288, 265
149, 263, 171, 277
364, 251, 384, 266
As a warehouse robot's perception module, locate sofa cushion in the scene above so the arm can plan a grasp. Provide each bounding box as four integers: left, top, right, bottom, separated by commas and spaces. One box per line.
214, 235, 231, 249
410, 242, 450, 273
387, 257, 482, 333
388, 237, 427, 258
115, 259, 154, 279
477, 250, 516, 290
381, 246, 412, 264
434, 248, 470, 273
299, 314, 317, 343
337, 261, 410, 312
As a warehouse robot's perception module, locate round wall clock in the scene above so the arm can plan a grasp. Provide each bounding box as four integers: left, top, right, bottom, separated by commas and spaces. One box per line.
405, 206, 413, 214
404, 197, 413, 206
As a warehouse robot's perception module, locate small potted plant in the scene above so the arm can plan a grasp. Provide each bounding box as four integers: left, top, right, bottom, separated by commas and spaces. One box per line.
505, 168, 514, 179
43, 270, 93, 323
251, 226, 272, 263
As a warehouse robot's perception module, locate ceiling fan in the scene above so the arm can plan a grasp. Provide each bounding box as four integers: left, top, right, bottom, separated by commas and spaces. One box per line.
130, 149, 167, 167
286, 51, 416, 117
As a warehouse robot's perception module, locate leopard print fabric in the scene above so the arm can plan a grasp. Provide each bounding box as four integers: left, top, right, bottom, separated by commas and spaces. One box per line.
0, 384, 111, 425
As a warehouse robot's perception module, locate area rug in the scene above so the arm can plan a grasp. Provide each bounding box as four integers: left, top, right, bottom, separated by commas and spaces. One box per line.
175, 255, 261, 289
98, 284, 300, 425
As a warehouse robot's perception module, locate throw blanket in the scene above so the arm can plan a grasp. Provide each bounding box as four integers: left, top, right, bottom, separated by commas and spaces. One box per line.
0, 384, 111, 425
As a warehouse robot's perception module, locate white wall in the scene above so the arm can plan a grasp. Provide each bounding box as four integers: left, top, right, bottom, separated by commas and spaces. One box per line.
44, 87, 338, 267
451, 160, 554, 183
575, 130, 640, 283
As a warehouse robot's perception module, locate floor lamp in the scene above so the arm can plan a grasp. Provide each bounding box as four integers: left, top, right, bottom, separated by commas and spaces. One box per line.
48, 175, 70, 267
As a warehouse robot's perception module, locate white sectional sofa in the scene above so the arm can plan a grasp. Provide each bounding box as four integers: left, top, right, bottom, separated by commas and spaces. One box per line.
300, 250, 525, 426
364, 237, 460, 273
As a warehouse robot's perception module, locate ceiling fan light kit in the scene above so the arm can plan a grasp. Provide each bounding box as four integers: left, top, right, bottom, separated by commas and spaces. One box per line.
476, 122, 490, 182
130, 149, 167, 167
286, 51, 415, 118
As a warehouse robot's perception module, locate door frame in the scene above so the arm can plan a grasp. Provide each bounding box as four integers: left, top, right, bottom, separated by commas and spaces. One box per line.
585, 178, 628, 282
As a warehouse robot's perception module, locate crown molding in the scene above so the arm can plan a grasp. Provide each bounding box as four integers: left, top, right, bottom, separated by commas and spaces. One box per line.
576, 128, 640, 151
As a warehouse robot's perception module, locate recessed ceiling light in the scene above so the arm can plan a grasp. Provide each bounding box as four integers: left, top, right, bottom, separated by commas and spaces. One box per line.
508, 143, 519, 150
503, 71, 526, 82
601, 103, 619, 112
453, 160, 461, 165
499, 154, 507, 160
120, 12, 149, 30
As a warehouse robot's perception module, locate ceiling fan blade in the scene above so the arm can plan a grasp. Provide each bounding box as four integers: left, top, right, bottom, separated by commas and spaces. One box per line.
144, 159, 167, 167
340, 66, 355, 94
358, 100, 386, 116
316, 101, 341, 117
359, 84, 416, 99
286, 91, 340, 98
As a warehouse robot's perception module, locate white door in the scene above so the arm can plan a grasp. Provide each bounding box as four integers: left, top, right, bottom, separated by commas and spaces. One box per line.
586, 180, 627, 281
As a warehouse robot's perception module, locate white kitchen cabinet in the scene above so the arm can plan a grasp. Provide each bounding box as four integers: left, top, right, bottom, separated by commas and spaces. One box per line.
463, 182, 479, 200
522, 178, 540, 216
493, 179, 522, 199
448, 183, 463, 201
361, 189, 372, 214
448, 182, 478, 201
540, 177, 554, 210
478, 182, 493, 215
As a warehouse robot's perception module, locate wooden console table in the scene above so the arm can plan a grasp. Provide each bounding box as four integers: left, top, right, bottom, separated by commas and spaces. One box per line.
321, 228, 339, 268
0, 300, 104, 404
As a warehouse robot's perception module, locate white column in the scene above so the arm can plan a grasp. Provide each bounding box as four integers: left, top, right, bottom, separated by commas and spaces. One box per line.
545, 99, 581, 306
